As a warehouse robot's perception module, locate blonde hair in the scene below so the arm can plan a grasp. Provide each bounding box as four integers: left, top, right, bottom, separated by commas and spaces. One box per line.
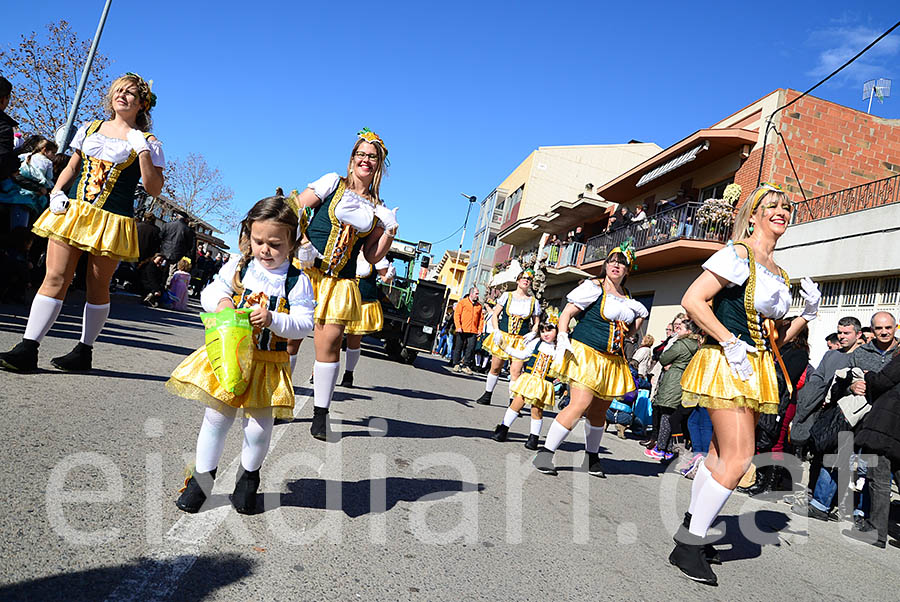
733, 185, 789, 240
104, 74, 154, 131
345, 138, 387, 203
176, 258, 191, 272
232, 196, 300, 293
641, 334, 655, 347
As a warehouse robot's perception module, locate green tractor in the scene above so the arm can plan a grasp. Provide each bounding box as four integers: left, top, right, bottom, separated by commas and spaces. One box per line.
374, 238, 447, 365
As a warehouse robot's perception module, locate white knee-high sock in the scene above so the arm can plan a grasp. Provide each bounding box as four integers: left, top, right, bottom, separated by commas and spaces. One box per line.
688, 459, 711, 516
241, 413, 274, 471
81, 302, 110, 345
485, 373, 499, 393
530, 417, 543, 436
23, 294, 63, 342
313, 361, 340, 409
289, 354, 297, 374
195, 407, 236, 473
543, 419, 571, 452
502, 408, 519, 427
688, 469, 733, 537
584, 420, 605, 453
345, 348, 361, 372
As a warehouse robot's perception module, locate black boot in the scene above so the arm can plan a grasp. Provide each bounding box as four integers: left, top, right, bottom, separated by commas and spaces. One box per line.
310, 406, 332, 441
669, 539, 718, 586
749, 466, 778, 498
475, 390, 492, 405
175, 468, 217, 513
491, 424, 509, 442
339, 371, 354, 388
681, 512, 721, 564
51, 342, 93, 371
524, 434, 540, 450
231, 467, 261, 514
532, 447, 557, 475
584, 452, 607, 478
0, 339, 39, 372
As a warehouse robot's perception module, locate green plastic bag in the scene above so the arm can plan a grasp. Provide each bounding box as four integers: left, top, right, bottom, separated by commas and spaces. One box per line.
201, 308, 253, 395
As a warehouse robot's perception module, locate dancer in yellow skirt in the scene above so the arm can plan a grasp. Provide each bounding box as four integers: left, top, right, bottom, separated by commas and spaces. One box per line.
170, 196, 314, 514
339, 254, 394, 388
533, 242, 648, 477
0, 74, 164, 373
474, 270, 541, 406
490, 318, 558, 450
292, 128, 398, 440
668, 183, 820, 586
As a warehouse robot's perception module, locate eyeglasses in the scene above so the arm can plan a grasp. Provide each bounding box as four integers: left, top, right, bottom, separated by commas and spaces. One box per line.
606, 258, 628, 266
354, 151, 379, 162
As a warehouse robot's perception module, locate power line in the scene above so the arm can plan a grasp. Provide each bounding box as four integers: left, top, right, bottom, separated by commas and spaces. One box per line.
432, 224, 465, 244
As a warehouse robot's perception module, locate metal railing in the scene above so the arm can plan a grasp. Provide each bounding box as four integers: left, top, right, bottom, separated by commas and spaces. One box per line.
791, 174, 900, 225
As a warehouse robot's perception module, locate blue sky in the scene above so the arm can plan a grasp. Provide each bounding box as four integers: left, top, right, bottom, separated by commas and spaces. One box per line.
3, 2, 899, 261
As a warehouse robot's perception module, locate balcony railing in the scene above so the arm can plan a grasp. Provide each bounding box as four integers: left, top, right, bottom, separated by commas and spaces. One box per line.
791, 174, 900, 225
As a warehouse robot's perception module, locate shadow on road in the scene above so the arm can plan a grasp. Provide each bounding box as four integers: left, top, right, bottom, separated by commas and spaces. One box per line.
338, 415, 527, 442
0, 553, 256, 602
368, 385, 476, 407
710, 510, 792, 563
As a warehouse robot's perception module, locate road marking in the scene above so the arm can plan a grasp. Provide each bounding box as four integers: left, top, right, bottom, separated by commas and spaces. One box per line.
105, 393, 313, 602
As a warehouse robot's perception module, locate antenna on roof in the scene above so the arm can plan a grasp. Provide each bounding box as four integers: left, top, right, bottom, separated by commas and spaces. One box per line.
863, 78, 891, 113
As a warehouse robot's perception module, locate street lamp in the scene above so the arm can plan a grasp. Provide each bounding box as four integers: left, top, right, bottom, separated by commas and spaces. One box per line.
456, 193, 477, 287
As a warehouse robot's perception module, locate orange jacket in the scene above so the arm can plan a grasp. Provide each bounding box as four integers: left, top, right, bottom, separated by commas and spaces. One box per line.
454, 297, 483, 334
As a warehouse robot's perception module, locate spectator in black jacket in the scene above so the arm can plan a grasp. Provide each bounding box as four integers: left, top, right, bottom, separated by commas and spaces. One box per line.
138, 253, 167, 307
0, 77, 20, 183
136, 214, 161, 263
160, 210, 195, 280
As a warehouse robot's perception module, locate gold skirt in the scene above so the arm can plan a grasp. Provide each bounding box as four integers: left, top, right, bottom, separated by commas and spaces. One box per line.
680, 345, 779, 415
511, 372, 555, 410
346, 300, 383, 335
306, 267, 361, 326
166, 347, 294, 419
552, 338, 634, 400
481, 331, 525, 361
32, 199, 139, 262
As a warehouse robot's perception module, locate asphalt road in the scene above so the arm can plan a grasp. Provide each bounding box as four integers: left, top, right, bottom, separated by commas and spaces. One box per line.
0, 292, 898, 601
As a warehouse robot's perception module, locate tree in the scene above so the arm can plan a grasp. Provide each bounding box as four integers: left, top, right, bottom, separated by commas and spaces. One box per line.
0, 20, 111, 137
162, 153, 240, 229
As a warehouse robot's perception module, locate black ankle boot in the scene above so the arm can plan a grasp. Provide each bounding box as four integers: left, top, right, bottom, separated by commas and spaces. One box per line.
669, 539, 718, 586
310, 406, 331, 441
175, 468, 217, 513
749, 466, 778, 498
51, 342, 93, 371
524, 434, 540, 450
475, 390, 492, 405
0, 339, 39, 372
339, 371, 354, 388
231, 467, 261, 514
584, 452, 606, 478
491, 424, 509, 442
681, 511, 721, 564
532, 447, 557, 475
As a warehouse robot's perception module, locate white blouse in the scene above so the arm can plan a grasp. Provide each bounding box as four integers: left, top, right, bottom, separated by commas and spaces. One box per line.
356, 254, 391, 278
703, 242, 791, 319
307, 172, 376, 233
497, 292, 541, 318
566, 280, 648, 323
506, 338, 556, 361
201, 256, 315, 339
71, 122, 165, 168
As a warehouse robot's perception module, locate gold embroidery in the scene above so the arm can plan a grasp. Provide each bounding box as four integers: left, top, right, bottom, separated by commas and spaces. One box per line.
75, 120, 144, 210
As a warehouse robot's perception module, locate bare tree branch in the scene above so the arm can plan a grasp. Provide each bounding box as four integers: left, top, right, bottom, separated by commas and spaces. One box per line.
164, 153, 241, 230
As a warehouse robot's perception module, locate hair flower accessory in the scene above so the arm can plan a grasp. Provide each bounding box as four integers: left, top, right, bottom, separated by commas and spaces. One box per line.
543, 306, 560, 326
124, 72, 157, 111
357, 127, 389, 164
609, 238, 636, 269
748, 182, 785, 213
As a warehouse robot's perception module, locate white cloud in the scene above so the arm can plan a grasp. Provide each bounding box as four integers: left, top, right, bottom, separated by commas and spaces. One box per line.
806, 23, 900, 85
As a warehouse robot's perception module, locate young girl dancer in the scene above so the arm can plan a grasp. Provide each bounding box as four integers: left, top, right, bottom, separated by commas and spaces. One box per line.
490, 318, 558, 450
339, 254, 394, 387
534, 244, 648, 477
169, 196, 315, 514
474, 270, 541, 406
668, 183, 819, 585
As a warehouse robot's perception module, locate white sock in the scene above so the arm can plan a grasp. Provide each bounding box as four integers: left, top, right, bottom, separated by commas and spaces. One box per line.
345, 348, 361, 372
23, 294, 63, 342
313, 361, 340, 409
688, 470, 733, 537
502, 408, 519, 427
289, 354, 297, 374
80, 302, 110, 345
241, 412, 274, 471
583, 419, 605, 453
688, 460, 710, 515
543, 419, 571, 452
530, 417, 543, 436
195, 406, 236, 473
485, 373, 499, 393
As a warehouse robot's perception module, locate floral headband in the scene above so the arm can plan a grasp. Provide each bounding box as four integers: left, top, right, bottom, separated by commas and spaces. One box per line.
608, 238, 636, 268
357, 127, 389, 165
124, 72, 157, 111
518, 269, 535, 280
543, 306, 560, 326
749, 182, 784, 213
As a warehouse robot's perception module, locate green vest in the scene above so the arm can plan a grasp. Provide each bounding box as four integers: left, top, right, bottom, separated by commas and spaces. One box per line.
497, 294, 536, 336
570, 284, 629, 354
231, 260, 304, 352
306, 178, 377, 279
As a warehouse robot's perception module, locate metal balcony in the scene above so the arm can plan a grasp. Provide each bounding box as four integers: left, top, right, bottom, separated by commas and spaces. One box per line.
791, 174, 900, 225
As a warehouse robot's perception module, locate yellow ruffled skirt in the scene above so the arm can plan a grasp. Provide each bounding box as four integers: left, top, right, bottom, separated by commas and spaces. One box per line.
306, 267, 361, 326
680, 345, 779, 414
346, 300, 383, 336
552, 338, 634, 400
511, 372, 555, 410
32, 199, 139, 262
166, 347, 294, 419
481, 331, 525, 361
